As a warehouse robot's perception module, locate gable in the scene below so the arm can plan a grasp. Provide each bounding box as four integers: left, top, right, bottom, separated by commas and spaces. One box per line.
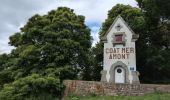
101, 15, 139, 42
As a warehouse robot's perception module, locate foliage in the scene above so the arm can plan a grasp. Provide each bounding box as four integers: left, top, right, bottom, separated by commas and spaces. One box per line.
0, 74, 64, 100
136, 0, 170, 20
0, 7, 92, 99
135, 0, 170, 83
7, 7, 91, 80
90, 42, 103, 81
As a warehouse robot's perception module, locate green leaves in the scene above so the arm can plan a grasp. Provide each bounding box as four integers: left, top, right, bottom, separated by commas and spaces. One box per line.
135, 0, 170, 83
0, 74, 64, 100
9, 32, 22, 47
19, 45, 36, 58
8, 6, 91, 75
0, 7, 92, 99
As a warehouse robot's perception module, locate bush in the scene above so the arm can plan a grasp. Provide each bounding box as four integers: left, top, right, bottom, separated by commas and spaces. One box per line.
0, 74, 65, 100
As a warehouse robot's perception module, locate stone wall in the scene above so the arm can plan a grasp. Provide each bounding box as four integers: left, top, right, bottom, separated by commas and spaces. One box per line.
64, 80, 170, 96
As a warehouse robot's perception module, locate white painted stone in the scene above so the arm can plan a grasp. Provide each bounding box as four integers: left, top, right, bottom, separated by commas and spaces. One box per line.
101, 15, 140, 84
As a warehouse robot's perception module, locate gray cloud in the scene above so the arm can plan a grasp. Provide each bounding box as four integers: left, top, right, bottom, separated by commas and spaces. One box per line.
0, 0, 137, 54
0, 0, 57, 54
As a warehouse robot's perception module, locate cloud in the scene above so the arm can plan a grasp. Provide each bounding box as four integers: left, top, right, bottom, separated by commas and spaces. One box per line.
56, 0, 137, 23
0, 0, 57, 54
0, 0, 137, 54
91, 26, 100, 46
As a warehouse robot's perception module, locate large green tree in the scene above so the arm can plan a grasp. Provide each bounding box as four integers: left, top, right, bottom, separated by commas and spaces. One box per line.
8, 7, 91, 80
0, 7, 92, 99
136, 0, 170, 83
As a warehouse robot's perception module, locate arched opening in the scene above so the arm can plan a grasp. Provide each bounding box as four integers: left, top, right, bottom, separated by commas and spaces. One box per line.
115, 66, 125, 83
109, 61, 129, 83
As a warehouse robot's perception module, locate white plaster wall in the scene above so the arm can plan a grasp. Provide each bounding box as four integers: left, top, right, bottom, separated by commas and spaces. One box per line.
103, 18, 137, 82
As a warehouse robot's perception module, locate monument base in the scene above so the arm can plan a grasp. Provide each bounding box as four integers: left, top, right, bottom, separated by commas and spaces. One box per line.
100, 70, 140, 84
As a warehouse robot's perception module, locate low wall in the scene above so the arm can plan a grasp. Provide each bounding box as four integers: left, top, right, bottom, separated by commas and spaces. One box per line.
64, 80, 170, 96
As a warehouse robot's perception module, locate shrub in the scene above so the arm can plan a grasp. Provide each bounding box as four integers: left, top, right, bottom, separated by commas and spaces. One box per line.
0, 74, 65, 100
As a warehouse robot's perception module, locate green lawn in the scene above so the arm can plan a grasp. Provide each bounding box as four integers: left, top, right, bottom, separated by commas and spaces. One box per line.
64, 93, 170, 100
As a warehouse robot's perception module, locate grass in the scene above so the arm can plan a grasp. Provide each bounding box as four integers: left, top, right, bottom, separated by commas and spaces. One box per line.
64, 93, 170, 100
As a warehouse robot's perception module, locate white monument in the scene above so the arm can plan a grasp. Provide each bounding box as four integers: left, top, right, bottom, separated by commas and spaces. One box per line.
101, 15, 140, 84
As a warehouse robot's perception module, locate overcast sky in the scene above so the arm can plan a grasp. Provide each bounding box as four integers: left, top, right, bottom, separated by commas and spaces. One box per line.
0, 0, 138, 54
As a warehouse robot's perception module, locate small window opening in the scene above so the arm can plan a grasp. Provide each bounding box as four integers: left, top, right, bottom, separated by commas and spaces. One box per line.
115, 34, 123, 42
117, 69, 122, 73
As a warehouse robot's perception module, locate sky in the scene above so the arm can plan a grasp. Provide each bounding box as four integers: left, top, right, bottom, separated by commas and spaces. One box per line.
0, 0, 138, 54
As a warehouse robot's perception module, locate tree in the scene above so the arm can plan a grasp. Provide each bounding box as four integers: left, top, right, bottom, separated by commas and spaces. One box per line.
0, 7, 92, 99
8, 7, 91, 80
136, 0, 170, 83
90, 42, 103, 81
136, 0, 170, 20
